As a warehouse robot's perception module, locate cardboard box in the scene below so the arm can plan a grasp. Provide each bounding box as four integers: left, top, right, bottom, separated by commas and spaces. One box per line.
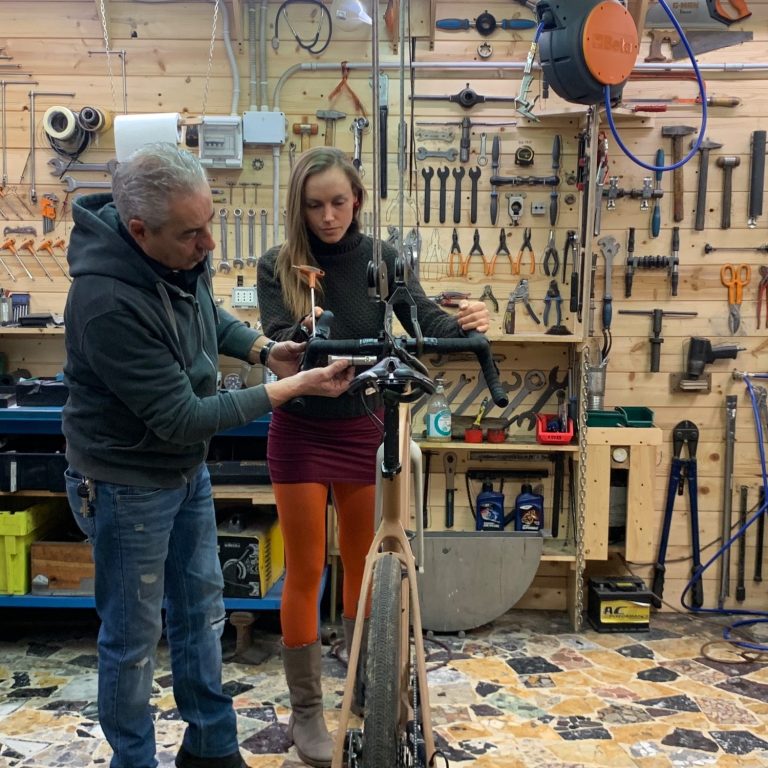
30, 540, 95, 595
217, 509, 284, 598
0, 501, 65, 594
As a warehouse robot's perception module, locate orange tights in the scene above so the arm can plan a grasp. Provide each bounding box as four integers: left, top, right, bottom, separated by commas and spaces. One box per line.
273, 481, 374, 648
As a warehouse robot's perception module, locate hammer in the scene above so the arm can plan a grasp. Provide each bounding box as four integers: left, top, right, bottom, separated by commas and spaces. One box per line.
693, 137, 723, 232
717, 156, 741, 230
661, 125, 696, 223
292, 117, 318, 152
315, 109, 346, 147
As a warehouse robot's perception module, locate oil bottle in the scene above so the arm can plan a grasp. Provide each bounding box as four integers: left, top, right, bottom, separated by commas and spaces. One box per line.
476, 480, 507, 531
514, 483, 544, 532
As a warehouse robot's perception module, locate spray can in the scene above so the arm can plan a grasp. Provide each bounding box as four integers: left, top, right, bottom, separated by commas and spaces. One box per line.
476, 480, 506, 531
514, 483, 544, 532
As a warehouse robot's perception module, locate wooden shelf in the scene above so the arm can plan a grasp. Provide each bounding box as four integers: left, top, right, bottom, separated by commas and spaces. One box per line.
0, 327, 64, 336
488, 332, 582, 344
418, 439, 577, 453
541, 538, 576, 562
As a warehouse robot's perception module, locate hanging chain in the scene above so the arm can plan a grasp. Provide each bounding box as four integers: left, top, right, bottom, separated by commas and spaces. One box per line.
575, 344, 590, 631
98, 0, 119, 112
201, 0, 220, 117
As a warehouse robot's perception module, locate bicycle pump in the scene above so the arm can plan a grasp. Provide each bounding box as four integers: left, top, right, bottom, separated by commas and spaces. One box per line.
651, 421, 704, 609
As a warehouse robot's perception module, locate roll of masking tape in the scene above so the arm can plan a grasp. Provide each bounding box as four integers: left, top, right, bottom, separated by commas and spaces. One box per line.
77, 106, 111, 133
43, 106, 78, 140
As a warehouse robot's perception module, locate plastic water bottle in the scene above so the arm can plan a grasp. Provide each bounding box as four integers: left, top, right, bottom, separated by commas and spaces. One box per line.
425, 378, 451, 442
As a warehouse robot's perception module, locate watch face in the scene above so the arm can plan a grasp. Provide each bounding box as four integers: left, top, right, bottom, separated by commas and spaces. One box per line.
223, 373, 243, 391
612, 447, 629, 463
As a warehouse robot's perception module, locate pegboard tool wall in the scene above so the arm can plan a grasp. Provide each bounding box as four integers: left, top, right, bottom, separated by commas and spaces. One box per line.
2, 1, 768, 611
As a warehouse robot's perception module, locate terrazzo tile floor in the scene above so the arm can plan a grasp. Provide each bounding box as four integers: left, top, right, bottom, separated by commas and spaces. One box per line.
0, 609, 767, 767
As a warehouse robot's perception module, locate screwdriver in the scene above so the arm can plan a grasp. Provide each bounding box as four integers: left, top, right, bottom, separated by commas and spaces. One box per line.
651, 148, 664, 238
704, 243, 768, 253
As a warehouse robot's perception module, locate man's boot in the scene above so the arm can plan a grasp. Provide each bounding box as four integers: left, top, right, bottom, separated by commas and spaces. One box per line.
342, 616, 369, 717
282, 640, 333, 768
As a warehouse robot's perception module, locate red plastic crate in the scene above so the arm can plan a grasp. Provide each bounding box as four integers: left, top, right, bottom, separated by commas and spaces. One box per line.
535, 413, 574, 444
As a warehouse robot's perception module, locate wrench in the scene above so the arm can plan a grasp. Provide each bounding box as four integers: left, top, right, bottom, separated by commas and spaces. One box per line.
597, 234, 620, 334
232, 208, 244, 269
454, 370, 522, 416
48, 157, 118, 176
477, 133, 489, 167
452, 167, 465, 225
421, 166, 434, 224
499, 369, 546, 421
3, 226, 36, 237
512, 366, 569, 430
482, 372, 523, 416
218, 208, 231, 273
61, 175, 112, 193
246, 209, 257, 267
260, 209, 268, 256
351, 117, 369, 174
416, 146, 458, 162
436, 166, 450, 224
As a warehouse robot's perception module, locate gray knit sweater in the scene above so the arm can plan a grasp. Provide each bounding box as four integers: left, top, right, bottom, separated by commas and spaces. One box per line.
257, 226, 462, 419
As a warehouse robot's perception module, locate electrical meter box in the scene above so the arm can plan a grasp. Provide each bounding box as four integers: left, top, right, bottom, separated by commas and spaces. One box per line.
242, 110, 287, 145
198, 115, 243, 169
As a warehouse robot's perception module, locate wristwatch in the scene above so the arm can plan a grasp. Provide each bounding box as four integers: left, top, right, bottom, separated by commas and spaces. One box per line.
259, 340, 276, 367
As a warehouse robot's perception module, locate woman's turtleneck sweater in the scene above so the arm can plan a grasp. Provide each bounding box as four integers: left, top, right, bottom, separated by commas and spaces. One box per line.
257, 224, 463, 419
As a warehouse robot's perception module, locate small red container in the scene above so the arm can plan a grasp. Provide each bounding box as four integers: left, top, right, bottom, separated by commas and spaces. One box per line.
535, 414, 574, 444
486, 427, 507, 443
464, 426, 483, 443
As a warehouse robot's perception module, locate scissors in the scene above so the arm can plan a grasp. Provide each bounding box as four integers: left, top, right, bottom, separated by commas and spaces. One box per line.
720, 263, 751, 334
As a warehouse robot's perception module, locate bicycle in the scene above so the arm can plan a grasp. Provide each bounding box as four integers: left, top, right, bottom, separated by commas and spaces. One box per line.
298, 289, 506, 767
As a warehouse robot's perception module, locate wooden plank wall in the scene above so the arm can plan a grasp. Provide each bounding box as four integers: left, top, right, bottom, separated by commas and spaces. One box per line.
2, 1, 768, 614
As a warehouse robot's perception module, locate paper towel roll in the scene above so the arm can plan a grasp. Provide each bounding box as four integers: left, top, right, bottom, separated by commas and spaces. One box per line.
114, 113, 181, 161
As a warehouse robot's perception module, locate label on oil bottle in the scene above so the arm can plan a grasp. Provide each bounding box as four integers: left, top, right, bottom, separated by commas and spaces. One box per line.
600, 599, 650, 624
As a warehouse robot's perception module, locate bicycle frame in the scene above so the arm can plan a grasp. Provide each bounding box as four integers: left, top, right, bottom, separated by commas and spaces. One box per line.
332, 387, 435, 766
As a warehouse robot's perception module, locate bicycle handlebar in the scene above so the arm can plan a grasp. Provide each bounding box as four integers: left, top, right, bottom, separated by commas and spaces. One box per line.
302, 331, 509, 408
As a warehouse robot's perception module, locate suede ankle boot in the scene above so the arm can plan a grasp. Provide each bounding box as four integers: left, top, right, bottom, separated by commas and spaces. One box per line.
342, 616, 369, 717
282, 640, 333, 768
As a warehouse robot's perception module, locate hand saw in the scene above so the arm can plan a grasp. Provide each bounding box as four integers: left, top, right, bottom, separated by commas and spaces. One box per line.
645, 0, 751, 29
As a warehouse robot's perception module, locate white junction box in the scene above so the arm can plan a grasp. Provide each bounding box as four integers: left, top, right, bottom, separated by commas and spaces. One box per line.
242, 110, 287, 145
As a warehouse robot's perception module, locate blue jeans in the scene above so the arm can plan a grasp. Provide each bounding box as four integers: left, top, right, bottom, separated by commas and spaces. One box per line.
65, 464, 238, 768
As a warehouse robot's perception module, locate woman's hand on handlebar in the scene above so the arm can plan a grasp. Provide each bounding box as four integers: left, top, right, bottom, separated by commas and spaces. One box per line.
265, 358, 354, 408
457, 300, 490, 333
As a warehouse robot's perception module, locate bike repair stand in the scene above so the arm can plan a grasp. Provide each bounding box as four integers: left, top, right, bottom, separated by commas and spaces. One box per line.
651, 420, 704, 609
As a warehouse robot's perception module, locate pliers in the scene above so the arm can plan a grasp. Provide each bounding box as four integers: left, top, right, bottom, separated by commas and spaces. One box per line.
514, 227, 535, 275
758, 265, 768, 330
480, 284, 499, 312
462, 228, 486, 276
543, 279, 562, 326
449, 227, 464, 277
485, 227, 514, 275
542, 228, 560, 278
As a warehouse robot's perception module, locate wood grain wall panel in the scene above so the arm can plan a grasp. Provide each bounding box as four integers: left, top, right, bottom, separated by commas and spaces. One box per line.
3, 0, 768, 613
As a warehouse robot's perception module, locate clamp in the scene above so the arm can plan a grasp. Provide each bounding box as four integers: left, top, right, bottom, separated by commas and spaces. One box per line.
514, 227, 535, 275
652, 421, 703, 609
542, 228, 560, 278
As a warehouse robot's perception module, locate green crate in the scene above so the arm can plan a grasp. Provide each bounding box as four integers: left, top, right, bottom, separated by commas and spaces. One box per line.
615, 407, 654, 428
586, 410, 627, 427
0, 502, 64, 594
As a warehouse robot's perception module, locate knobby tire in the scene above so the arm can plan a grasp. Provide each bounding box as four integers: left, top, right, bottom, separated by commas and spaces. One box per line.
361, 553, 404, 768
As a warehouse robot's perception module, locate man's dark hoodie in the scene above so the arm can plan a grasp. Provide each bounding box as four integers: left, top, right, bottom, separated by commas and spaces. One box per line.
63, 193, 272, 488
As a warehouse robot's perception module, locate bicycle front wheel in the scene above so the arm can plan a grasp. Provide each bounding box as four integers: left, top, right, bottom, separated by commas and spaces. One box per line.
362, 552, 404, 767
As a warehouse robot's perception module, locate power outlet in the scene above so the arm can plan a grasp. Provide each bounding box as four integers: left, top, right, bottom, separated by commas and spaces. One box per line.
231, 286, 258, 308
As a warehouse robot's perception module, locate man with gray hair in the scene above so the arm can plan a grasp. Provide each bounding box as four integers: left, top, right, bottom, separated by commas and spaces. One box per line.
62, 142, 352, 768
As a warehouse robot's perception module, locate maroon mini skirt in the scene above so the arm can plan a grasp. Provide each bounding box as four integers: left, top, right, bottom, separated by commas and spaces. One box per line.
267, 408, 383, 485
